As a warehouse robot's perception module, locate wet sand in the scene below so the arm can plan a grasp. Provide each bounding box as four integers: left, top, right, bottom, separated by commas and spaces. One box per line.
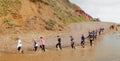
1, 31, 120, 61
0, 22, 119, 61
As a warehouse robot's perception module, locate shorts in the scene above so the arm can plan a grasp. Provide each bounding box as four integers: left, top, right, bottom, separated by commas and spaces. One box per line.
17, 47, 21, 51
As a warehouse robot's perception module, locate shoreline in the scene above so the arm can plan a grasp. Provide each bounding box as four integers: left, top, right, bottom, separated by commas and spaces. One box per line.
0, 32, 117, 61
0, 22, 116, 54
0, 22, 117, 61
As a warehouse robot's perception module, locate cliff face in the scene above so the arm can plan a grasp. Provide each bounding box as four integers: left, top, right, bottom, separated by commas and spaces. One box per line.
0, 0, 93, 34
75, 10, 93, 21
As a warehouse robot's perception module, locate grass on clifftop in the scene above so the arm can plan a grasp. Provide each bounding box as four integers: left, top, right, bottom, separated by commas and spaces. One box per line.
63, 19, 74, 25
79, 15, 87, 22
0, 0, 21, 16
45, 19, 56, 30
3, 18, 19, 28
63, 16, 87, 25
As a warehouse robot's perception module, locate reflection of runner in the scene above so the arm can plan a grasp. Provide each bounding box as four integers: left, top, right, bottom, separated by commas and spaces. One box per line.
56, 36, 62, 50
81, 34, 85, 48
70, 36, 75, 49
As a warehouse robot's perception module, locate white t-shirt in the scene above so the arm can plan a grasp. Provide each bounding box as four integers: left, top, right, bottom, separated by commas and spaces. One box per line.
35, 43, 38, 46
17, 39, 22, 48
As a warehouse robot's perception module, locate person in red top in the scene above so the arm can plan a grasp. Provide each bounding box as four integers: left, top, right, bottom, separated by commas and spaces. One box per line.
98, 28, 101, 35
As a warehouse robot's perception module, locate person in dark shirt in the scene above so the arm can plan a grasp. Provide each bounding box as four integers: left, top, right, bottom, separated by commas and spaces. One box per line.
92, 30, 95, 41
34, 40, 38, 52
94, 29, 98, 39
81, 34, 85, 48
70, 36, 75, 49
56, 35, 62, 50
89, 32, 94, 46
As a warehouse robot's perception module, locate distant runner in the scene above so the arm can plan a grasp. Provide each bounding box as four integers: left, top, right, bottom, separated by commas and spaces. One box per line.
89, 32, 94, 46
56, 35, 62, 50
40, 37, 45, 52
17, 38, 23, 53
70, 36, 75, 49
81, 34, 85, 48
87, 32, 94, 46
98, 28, 101, 35
94, 29, 98, 39
34, 40, 38, 52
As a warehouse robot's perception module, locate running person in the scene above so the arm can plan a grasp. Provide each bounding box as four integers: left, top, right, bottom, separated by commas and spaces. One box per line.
98, 28, 101, 35
56, 35, 62, 50
81, 34, 85, 48
70, 36, 75, 49
40, 37, 45, 52
17, 38, 22, 53
89, 33, 94, 46
34, 40, 38, 52
92, 30, 95, 41
94, 29, 98, 39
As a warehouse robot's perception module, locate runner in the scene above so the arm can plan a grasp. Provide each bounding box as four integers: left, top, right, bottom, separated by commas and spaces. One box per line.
34, 40, 38, 52
94, 29, 98, 39
56, 35, 62, 50
89, 32, 94, 46
17, 38, 23, 53
70, 36, 75, 49
40, 37, 45, 52
81, 34, 85, 48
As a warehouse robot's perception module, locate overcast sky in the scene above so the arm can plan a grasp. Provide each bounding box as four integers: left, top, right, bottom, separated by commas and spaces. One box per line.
70, 0, 120, 23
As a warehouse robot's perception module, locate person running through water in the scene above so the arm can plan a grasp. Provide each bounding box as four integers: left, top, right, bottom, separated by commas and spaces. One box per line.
98, 28, 101, 35
94, 29, 98, 39
70, 36, 75, 49
17, 38, 23, 53
92, 30, 95, 41
81, 34, 85, 48
34, 40, 38, 52
40, 37, 45, 52
56, 35, 62, 50
89, 32, 94, 46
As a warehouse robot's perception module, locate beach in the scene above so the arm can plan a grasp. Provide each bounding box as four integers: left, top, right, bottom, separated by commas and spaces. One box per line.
0, 22, 118, 61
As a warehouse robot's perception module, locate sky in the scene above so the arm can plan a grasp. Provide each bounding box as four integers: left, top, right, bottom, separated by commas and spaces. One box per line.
70, 0, 120, 23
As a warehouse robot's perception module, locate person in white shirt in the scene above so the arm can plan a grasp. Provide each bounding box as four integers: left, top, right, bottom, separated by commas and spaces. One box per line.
34, 40, 38, 52
17, 38, 22, 53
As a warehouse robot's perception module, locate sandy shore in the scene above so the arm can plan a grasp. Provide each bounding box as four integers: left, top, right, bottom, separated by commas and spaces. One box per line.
0, 22, 117, 61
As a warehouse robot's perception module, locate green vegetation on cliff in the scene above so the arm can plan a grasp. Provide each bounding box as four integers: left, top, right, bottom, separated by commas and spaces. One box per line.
0, 0, 92, 34
0, 0, 21, 16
